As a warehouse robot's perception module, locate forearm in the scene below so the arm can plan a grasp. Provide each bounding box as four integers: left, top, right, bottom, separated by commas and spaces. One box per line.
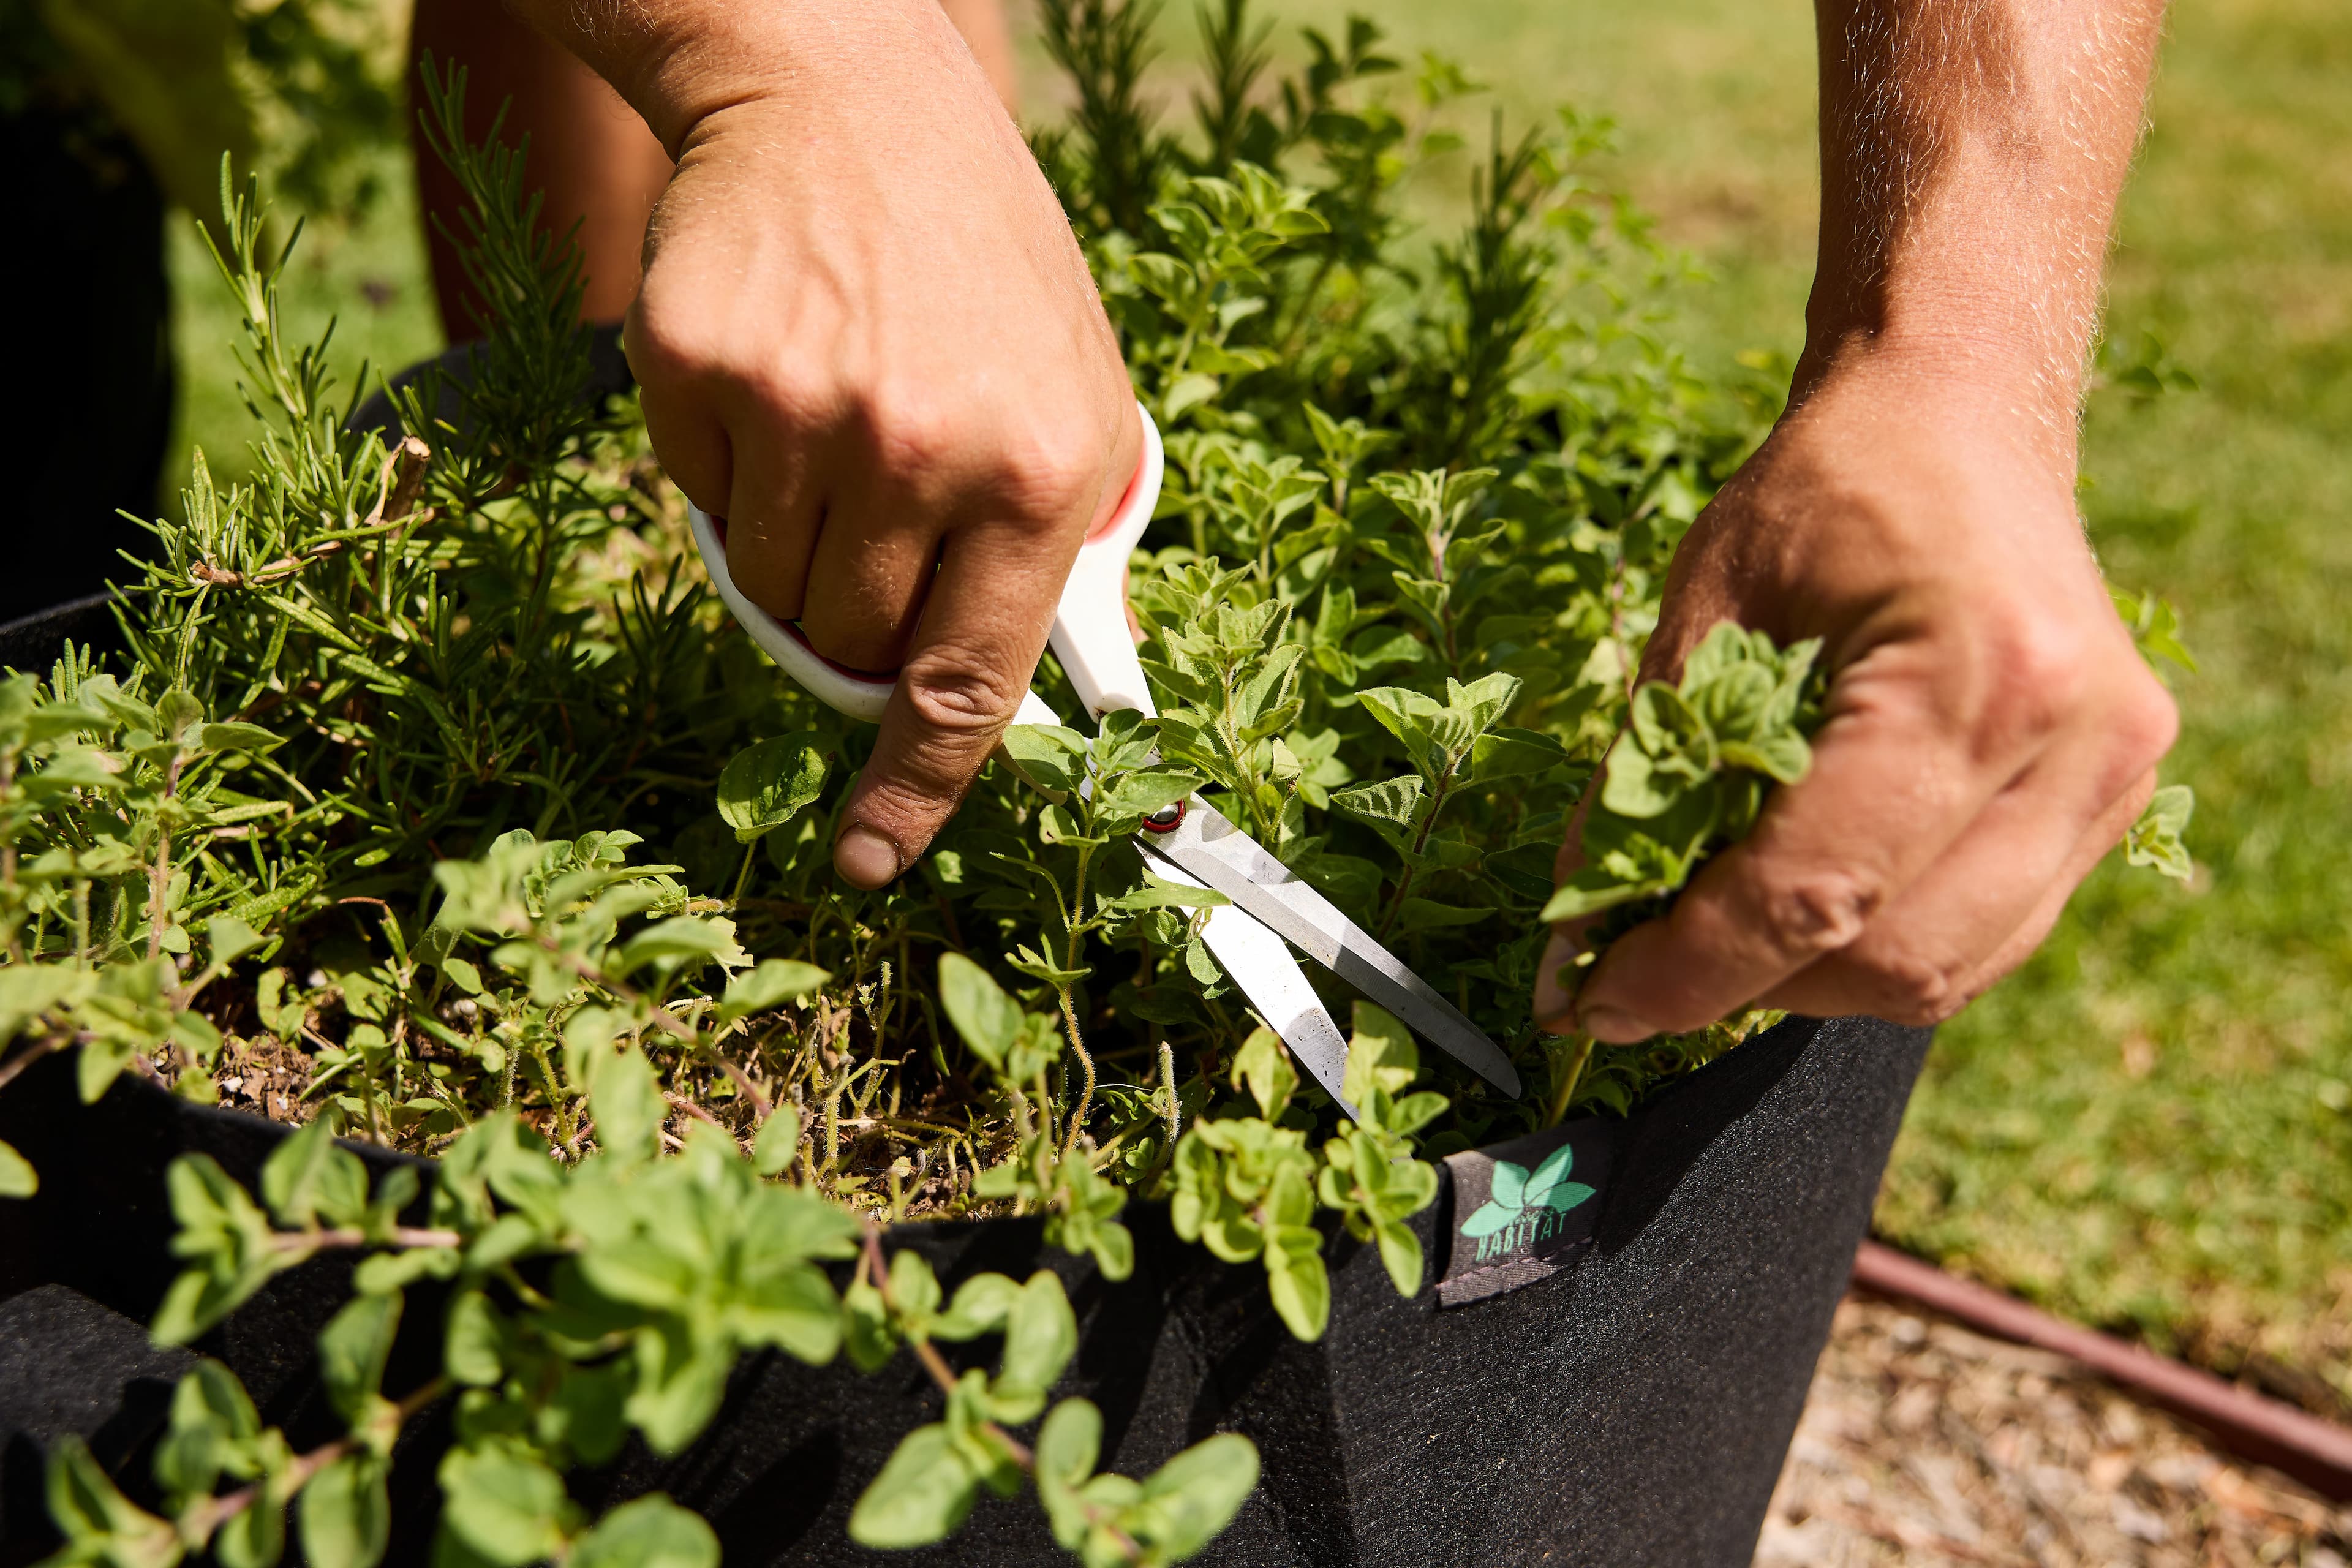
1801, 0, 2168, 458
503, 0, 963, 155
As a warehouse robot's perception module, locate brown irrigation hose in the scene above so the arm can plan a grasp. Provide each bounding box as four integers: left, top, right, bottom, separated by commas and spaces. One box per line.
1851, 1239, 2352, 1501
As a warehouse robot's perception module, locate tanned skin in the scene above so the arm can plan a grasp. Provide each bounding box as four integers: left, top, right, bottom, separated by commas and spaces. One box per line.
467, 0, 2176, 1038
1534, 0, 2179, 1037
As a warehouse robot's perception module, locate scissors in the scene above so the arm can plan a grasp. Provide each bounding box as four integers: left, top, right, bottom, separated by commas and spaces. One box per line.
685, 405, 1522, 1112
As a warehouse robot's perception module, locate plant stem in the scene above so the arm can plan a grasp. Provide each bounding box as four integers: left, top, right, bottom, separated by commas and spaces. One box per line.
535, 932, 771, 1114
1159, 1039, 1181, 1150
1059, 991, 1096, 1161
180, 1376, 451, 1545
1374, 769, 1456, 942
1543, 1034, 1596, 1128
862, 1224, 1035, 1466
272, 1223, 467, 1253
146, 755, 184, 962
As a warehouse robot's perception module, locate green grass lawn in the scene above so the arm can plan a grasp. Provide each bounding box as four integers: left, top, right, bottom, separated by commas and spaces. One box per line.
166, 0, 2352, 1399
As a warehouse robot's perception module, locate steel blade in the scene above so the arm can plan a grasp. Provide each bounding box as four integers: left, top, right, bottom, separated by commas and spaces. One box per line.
1139, 848, 1355, 1115
1150, 802, 1525, 1097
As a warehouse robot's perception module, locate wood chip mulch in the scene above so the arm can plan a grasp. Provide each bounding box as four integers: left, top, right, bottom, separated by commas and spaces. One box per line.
1756, 1295, 2352, 1567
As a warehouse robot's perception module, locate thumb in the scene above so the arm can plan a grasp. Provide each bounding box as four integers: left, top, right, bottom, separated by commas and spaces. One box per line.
830, 524, 1071, 887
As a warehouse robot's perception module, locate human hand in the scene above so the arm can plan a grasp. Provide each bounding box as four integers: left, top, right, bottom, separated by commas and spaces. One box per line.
608, 0, 1140, 888
1532, 347, 2178, 1039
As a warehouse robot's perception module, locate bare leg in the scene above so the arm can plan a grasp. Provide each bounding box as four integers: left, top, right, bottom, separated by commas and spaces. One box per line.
410, 0, 671, 333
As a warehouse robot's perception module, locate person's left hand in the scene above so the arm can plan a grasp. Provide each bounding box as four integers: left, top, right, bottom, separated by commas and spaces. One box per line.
1532, 345, 2178, 1040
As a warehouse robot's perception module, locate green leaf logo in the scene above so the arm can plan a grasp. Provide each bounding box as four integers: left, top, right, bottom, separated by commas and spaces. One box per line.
1460, 1144, 1595, 1254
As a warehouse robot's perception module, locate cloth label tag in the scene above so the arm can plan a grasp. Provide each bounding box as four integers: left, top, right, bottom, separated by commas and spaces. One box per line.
1437, 1117, 1618, 1306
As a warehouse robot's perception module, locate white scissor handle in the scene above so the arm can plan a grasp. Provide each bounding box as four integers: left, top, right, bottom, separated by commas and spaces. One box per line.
686, 403, 1163, 731
1049, 404, 1163, 723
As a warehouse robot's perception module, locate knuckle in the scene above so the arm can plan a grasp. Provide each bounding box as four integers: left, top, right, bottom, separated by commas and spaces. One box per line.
626, 298, 738, 389
866, 394, 962, 479
2111, 674, 2181, 771
901, 643, 1030, 736
1861, 944, 1969, 1026
1977, 611, 2095, 742
1743, 864, 1882, 962
993, 428, 1103, 526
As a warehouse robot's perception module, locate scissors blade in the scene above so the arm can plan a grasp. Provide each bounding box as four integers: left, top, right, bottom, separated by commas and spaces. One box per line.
1147, 802, 1524, 1097
1138, 849, 1357, 1117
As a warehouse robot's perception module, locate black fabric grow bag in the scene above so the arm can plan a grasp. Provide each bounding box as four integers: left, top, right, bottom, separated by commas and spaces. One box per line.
1, 1014, 1929, 1567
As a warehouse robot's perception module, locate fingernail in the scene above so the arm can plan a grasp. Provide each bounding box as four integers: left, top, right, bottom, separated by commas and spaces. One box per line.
834, 825, 903, 889
1577, 1005, 1657, 1044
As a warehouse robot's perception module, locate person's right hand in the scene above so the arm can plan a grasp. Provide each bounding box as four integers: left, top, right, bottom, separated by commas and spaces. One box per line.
576, 0, 1142, 889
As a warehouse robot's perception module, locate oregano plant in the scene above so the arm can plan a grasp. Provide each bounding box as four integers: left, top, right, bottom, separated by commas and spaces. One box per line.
0, 2, 2192, 1561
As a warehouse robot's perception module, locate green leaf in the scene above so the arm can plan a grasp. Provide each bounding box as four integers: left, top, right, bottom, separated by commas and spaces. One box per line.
2125, 783, 2195, 881
1107, 870, 1231, 914
153, 1155, 289, 1344
992, 1272, 1079, 1422
613, 915, 740, 976
1470, 726, 1566, 782
214, 1485, 285, 1568
569, 1496, 720, 1568
999, 723, 1090, 801
198, 722, 285, 756
1398, 897, 1492, 932
205, 915, 265, 966
156, 687, 206, 744
260, 1117, 370, 1229
621, 1322, 734, 1454
887, 1248, 944, 1325
1034, 1399, 1103, 1550
581, 1042, 662, 1166
1231, 1027, 1297, 1120
1371, 1214, 1423, 1298
1131, 1432, 1261, 1559
932, 1272, 1023, 1340
846, 1423, 981, 1548
1008, 944, 1093, 989
437, 1440, 575, 1566
1343, 1004, 1420, 1109
153, 1360, 258, 1503
0, 1138, 33, 1198
716, 734, 829, 843
317, 1292, 400, 1425
938, 953, 1025, 1072
45, 1434, 180, 1568
1099, 769, 1202, 829
753, 1104, 803, 1177
444, 1290, 507, 1388
0, 963, 92, 1043
1263, 1223, 1330, 1341
719, 958, 831, 1023
299, 1452, 390, 1568
1329, 774, 1424, 831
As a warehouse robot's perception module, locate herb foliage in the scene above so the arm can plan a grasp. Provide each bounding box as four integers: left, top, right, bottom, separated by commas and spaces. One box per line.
1, 4, 2192, 1562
